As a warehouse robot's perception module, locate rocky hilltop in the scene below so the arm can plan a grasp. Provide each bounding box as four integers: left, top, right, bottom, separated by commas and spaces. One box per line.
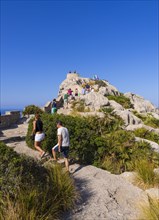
45, 72, 159, 152
56, 72, 158, 119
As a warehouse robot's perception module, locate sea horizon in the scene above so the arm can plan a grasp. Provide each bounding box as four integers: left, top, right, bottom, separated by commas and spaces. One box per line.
0, 107, 24, 115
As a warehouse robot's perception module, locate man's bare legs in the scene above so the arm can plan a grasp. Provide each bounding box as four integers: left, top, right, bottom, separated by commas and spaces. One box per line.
52, 148, 57, 161
64, 157, 69, 172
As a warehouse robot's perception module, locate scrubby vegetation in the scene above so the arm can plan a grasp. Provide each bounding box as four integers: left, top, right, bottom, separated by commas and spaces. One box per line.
26, 113, 159, 174
71, 100, 90, 112
0, 142, 76, 219
23, 105, 43, 116
139, 196, 159, 220
106, 94, 133, 109
134, 127, 159, 145
134, 160, 159, 189
94, 80, 107, 88
133, 111, 159, 128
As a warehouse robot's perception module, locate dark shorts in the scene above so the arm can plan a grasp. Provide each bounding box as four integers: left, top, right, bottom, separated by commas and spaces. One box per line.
52, 145, 69, 158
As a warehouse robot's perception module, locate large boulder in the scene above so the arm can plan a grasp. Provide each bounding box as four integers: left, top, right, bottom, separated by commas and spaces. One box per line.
99, 81, 120, 96
113, 109, 142, 126
109, 100, 124, 111
81, 92, 109, 111
124, 92, 158, 113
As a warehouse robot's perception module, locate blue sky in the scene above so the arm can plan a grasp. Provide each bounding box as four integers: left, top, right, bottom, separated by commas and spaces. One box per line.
1, 0, 158, 109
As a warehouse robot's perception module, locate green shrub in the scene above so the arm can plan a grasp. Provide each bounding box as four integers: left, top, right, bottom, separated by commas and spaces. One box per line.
134, 128, 159, 145
23, 105, 43, 116
133, 111, 159, 128
96, 131, 159, 174
0, 142, 76, 219
94, 80, 107, 88
26, 113, 158, 174
71, 100, 87, 112
26, 113, 124, 164
107, 95, 133, 109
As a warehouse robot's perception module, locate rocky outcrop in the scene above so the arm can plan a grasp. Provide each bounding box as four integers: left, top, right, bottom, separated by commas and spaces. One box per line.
99, 81, 120, 96
81, 92, 109, 111
113, 109, 142, 126
46, 73, 159, 129
109, 100, 124, 111
65, 164, 148, 220
124, 92, 157, 114
126, 124, 159, 135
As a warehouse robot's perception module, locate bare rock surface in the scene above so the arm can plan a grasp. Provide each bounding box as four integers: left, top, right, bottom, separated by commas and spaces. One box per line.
81, 92, 109, 111
64, 164, 148, 220
113, 109, 142, 126
124, 92, 157, 114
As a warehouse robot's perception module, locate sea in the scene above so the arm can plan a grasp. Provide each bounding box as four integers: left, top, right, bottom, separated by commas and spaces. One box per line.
0, 108, 23, 116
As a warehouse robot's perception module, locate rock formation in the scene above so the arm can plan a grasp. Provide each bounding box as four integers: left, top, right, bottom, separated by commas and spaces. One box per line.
45, 72, 159, 152
47, 72, 159, 125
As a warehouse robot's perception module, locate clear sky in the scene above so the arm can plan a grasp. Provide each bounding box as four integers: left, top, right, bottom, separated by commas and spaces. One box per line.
1, 0, 158, 109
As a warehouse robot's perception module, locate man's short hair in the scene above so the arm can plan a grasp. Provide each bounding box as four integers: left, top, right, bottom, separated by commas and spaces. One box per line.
56, 120, 62, 125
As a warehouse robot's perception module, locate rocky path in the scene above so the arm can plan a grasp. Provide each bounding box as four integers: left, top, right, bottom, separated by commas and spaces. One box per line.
0, 119, 40, 160
0, 120, 151, 220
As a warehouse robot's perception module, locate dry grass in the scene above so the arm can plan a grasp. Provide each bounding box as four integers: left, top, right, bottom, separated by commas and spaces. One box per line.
138, 196, 159, 220
0, 164, 77, 220
134, 160, 159, 190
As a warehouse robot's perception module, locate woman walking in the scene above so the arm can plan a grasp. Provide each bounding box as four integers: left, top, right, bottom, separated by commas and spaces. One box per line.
32, 113, 46, 158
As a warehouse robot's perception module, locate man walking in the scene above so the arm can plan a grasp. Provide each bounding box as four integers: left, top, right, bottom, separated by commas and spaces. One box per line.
52, 121, 70, 171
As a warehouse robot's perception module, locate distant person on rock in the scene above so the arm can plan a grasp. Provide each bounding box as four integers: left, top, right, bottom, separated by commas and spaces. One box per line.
81, 87, 85, 95
75, 88, 78, 97
32, 113, 46, 158
51, 99, 57, 114
52, 121, 70, 172
68, 88, 73, 96
63, 93, 68, 109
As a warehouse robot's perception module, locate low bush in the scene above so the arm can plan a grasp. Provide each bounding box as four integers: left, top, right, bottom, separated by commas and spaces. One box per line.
95, 130, 159, 174
133, 111, 159, 128
23, 105, 43, 116
94, 80, 107, 88
106, 95, 133, 109
134, 128, 159, 145
26, 113, 124, 164
26, 113, 158, 174
71, 100, 90, 112
0, 142, 76, 219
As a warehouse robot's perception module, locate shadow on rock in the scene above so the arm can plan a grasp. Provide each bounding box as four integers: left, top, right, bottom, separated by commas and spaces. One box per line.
61, 174, 94, 220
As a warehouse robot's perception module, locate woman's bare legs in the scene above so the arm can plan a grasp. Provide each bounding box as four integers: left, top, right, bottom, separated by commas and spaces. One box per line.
34, 141, 45, 156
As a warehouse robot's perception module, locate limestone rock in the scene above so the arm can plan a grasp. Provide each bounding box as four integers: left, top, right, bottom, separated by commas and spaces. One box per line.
81, 92, 109, 111
145, 188, 159, 200
65, 164, 148, 220
109, 100, 124, 111
113, 109, 142, 126
124, 92, 158, 113
99, 81, 120, 96
135, 137, 159, 153
120, 171, 137, 184
126, 124, 159, 134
